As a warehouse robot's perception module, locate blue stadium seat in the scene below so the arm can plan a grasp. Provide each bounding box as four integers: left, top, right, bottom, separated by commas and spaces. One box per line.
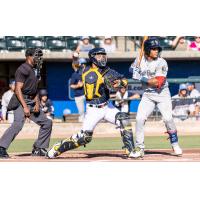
90, 36, 101, 48
185, 36, 195, 42
45, 36, 66, 51
65, 36, 80, 51
5, 36, 25, 51
158, 37, 173, 50
25, 36, 45, 49
166, 36, 176, 41
0, 37, 6, 51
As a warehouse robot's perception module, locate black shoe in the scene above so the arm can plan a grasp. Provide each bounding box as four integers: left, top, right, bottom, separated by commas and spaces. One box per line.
32, 147, 47, 157
0, 147, 9, 158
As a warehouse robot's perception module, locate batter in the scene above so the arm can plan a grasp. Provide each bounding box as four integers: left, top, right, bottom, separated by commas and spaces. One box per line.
129, 37, 182, 158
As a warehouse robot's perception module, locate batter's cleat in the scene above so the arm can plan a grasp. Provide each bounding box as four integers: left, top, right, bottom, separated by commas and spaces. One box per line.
32, 147, 47, 157
46, 142, 61, 159
172, 144, 182, 156
0, 146, 9, 158
129, 147, 144, 159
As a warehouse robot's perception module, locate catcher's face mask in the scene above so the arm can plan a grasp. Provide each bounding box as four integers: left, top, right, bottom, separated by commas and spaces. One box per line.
33, 48, 43, 68
94, 53, 107, 68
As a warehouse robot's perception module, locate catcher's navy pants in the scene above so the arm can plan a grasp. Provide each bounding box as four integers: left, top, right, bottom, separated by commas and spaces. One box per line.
0, 104, 52, 149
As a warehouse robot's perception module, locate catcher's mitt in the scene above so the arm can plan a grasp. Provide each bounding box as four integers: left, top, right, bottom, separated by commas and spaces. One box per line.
103, 69, 128, 91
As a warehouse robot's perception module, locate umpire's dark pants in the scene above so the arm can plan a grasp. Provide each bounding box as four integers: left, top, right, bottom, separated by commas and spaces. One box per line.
0, 102, 52, 149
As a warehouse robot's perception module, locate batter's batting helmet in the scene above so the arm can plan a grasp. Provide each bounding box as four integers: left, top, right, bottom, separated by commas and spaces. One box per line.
88, 48, 107, 68
144, 38, 162, 55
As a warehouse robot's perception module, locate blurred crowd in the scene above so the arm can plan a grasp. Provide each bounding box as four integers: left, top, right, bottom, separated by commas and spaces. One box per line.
172, 83, 200, 121
171, 36, 200, 51
70, 36, 200, 52
1, 36, 200, 53
73, 36, 200, 53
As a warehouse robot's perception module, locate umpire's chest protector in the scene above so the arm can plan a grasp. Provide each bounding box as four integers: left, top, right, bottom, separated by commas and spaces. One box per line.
82, 66, 105, 100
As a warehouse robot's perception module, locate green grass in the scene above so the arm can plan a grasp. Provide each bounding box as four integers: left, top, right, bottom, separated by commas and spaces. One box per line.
7, 135, 200, 153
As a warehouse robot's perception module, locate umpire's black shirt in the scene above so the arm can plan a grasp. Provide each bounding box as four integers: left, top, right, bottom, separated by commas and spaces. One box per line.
15, 62, 39, 95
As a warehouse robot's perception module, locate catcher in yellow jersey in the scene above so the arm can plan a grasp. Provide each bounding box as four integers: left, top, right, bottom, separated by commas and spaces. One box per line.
47, 48, 135, 158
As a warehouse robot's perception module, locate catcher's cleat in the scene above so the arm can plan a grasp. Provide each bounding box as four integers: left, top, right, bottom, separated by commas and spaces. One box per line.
172, 144, 182, 156
46, 142, 62, 159
129, 147, 144, 159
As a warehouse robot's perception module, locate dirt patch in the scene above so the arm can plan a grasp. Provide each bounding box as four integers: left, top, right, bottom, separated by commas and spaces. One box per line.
1, 149, 200, 162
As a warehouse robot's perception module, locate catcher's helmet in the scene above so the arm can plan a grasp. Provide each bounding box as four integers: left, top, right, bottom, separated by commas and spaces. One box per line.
39, 89, 48, 97
144, 38, 162, 55
88, 48, 107, 68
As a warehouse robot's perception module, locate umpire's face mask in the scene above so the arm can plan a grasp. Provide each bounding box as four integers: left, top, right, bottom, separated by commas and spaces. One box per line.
33, 49, 43, 68
94, 53, 107, 68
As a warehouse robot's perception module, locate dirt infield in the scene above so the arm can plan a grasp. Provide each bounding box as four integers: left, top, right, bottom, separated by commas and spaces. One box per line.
1, 149, 200, 162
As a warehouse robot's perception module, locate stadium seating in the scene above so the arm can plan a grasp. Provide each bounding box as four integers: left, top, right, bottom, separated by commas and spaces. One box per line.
45, 36, 67, 51
90, 36, 101, 48
0, 36, 195, 52
158, 37, 173, 50
25, 36, 45, 49
5, 36, 25, 51
0, 37, 6, 51
185, 36, 195, 43
65, 36, 80, 51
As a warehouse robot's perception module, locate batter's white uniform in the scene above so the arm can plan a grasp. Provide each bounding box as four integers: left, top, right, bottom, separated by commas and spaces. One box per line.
130, 56, 179, 149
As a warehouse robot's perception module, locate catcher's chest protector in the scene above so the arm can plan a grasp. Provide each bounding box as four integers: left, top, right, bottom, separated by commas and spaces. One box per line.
82, 67, 105, 100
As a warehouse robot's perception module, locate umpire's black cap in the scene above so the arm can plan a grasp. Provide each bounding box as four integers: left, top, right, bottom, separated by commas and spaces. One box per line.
25, 48, 36, 57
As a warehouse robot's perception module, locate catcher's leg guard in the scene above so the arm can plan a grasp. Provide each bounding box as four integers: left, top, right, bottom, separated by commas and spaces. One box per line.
115, 112, 135, 155
60, 130, 93, 152
47, 130, 93, 158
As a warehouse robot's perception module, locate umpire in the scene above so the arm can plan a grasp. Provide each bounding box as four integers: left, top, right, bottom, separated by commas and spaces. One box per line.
0, 48, 52, 158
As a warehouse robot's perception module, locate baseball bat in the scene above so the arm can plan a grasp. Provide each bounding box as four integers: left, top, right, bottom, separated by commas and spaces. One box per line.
137, 36, 148, 68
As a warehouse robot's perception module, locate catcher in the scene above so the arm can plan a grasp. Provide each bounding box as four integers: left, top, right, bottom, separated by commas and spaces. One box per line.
47, 47, 135, 158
